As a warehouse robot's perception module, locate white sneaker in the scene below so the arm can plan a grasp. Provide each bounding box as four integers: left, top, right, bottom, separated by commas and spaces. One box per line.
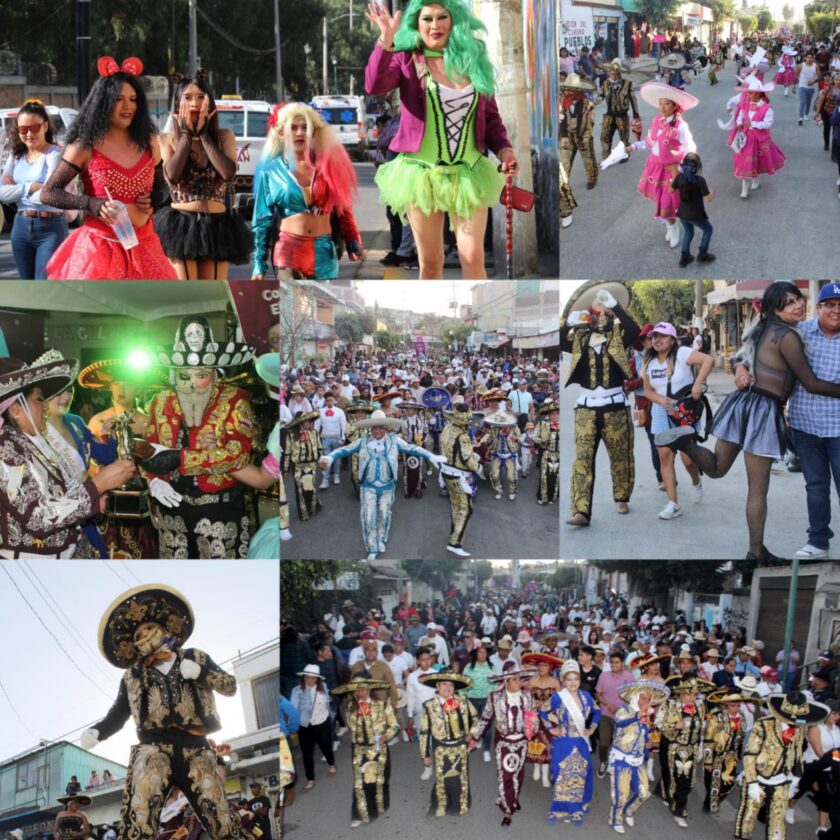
675, 816, 688, 828
280, 528, 292, 541
561, 214, 573, 228
836, 177, 840, 186
669, 223, 681, 248
401, 729, 409, 742
751, 178, 759, 190
336, 726, 347, 736
350, 821, 362, 829
626, 816, 635, 827
319, 480, 329, 490
366, 552, 377, 560
658, 501, 683, 520
495, 492, 502, 500
446, 545, 470, 557
509, 493, 516, 501
421, 766, 432, 781
533, 764, 541, 782
334, 475, 340, 485
484, 750, 492, 762
388, 737, 398, 746
613, 826, 626, 834
786, 809, 796, 825
794, 543, 828, 559
690, 481, 703, 504
740, 180, 749, 199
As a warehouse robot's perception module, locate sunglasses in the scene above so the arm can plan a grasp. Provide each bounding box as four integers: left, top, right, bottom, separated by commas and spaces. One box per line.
18, 124, 44, 135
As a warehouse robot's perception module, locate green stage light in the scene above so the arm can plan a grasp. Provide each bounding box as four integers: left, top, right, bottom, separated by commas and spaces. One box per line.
127, 348, 152, 371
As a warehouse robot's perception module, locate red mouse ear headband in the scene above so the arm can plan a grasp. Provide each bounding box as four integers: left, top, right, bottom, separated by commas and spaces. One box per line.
97, 56, 144, 78
267, 102, 285, 131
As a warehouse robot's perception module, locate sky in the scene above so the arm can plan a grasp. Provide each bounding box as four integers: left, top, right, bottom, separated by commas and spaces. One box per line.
559, 280, 586, 314
0, 560, 279, 767
354, 281, 484, 317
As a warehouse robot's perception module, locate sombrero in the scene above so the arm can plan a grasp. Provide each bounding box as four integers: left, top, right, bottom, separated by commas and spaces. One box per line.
559, 72, 595, 92
736, 74, 775, 93
331, 674, 392, 695
539, 401, 559, 415
707, 689, 758, 705
489, 667, 538, 683
78, 357, 168, 391
767, 691, 830, 725
618, 679, 671, 706
664, 674, 715, 695
57, 794, 92, 807
397, 401, 425, 411
639, 80, 699, 111
561, 280, 631, 321
521, 652, 565, 668
605, 59, 631, 73
418, 671, 473, 690
98, 584, 194, 668
443, 404, 473, 426
659, 53, 687, 71
284, 410, 320, 429
637, 653, 671, 669
155, 315, 255, 369
538, 630, 569, 644
376, 390, 402, 403
355, 409, 402, 431
483, 409, 517, 428
0, 354, 79, 404
348, 400, 376, 414
480, 389, 508, 402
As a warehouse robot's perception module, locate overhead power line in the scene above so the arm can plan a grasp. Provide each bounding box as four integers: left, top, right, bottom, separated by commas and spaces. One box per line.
0, 0, 73, 51
195, 6, 276, 54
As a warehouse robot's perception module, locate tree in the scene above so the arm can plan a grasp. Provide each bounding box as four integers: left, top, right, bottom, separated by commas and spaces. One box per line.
549, 565, 581, 590
444, 323, 474, 348
375, 329, 404, 351
591, 561, 727, 594
756, 7, 774, 29
334, 311, 365, 350
360, 312, 377, 335
807, 11, 835, 36
709, 0, 737, 28
636, 0, 682, 30
474, 561, 494, 586
403, 559, 464, 596
281, 560, 343, 621
738, 13, 759, 32
782, 4, 795, 20
279, 282, 315, 367
628, 280, 708, 327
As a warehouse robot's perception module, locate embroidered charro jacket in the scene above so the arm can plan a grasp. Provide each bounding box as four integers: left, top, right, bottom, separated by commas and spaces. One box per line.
741, 716, 804, 783
143, 384, 254, 494
561, 305, 640, 390
611, 705, 651, 762
655, 698, 705, 747
284, 428, 322, 471
94, 648, 236, 741
346, 697, 400, 747
600, 78, 640, 117
441, 425, 479, 471
471, 688, 534, 743
533, 421, 559, 456
400, 414, 428, 447
0, 425, 100, 554
327, 433, 431, 490
560, 98, 595, 144
419, 695, 477, 758
703, 709, 746, 765
487, 426, 520, 459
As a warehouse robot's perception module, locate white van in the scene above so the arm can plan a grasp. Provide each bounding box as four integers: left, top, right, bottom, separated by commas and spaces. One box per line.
310, 95, 367, 160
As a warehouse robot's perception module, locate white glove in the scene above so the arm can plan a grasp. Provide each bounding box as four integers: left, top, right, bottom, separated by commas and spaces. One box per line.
747, 782, 762, 803
80, 728, 99, 750
180, 658, 202, 680
566, 310, 588, 327
149, 443, 177, 456
149, 477, 183, 508
428, 454, 447, 469
593, 289, 618, 309
599, 143, 630, 171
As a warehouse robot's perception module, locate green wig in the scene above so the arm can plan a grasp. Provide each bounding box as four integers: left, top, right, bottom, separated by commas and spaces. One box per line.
393, 0, 497, 96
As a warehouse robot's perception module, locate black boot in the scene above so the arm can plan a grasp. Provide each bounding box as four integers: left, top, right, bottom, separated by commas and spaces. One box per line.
697, 249, 716, 263
679, 251, 695, 267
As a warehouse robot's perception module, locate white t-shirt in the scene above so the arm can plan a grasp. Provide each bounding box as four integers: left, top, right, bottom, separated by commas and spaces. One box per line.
645, 345, 694, 398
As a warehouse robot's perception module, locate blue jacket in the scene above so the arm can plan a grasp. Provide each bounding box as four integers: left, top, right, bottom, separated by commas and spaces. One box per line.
326, 432, 432, 491
290, 684, 331, 728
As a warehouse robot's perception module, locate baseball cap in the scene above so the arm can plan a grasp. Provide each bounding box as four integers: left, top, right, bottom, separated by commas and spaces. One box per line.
426, 622, 437, 629
818, 283, 840, 303
819, 649, 834, 659
651, 322, 677, 339
342, 374, 350, 381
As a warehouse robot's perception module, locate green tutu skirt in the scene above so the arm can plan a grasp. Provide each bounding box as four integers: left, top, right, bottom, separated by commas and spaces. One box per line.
375, 154, 505, 218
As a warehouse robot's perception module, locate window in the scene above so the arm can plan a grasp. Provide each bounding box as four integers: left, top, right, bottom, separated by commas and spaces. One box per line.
16, 759, 47, 792
253, 671, 281, 729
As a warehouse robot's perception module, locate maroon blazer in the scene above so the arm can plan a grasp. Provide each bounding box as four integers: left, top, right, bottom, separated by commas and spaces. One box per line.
365, 43, 512, 156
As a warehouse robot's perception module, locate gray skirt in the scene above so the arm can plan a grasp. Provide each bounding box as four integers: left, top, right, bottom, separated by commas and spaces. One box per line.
707, 388, 785, 459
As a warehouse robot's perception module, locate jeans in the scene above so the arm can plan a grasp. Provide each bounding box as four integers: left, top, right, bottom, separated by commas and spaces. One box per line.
321, 437, 342, 479
10, 212, 68, 279
791, 427, 840, 549
799, 86, 816, 120
680, 218, 713, 253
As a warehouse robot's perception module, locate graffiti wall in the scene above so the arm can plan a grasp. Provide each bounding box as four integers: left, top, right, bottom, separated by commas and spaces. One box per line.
523, 0, 559, 254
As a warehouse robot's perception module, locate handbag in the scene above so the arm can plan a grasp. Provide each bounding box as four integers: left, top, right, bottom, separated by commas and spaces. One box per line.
633, 395, 652, 428
669, 382, 713, 441
499, 182, 535, 212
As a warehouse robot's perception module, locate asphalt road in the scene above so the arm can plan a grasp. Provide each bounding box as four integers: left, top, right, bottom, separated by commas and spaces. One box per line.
280, 459, 561, 561
559, 357, 840, 560
282, 730, 819, 840
559, 61, 838, 280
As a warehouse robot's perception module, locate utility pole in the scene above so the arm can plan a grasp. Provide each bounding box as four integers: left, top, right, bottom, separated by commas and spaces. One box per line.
274, 0, 285, 101
781, 559, 800, 690
323, 17, 329, 95
75, 0, 91, 106
188, 0, 198, 75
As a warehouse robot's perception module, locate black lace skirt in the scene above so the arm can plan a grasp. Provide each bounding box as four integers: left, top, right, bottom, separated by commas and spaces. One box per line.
153, 206, 253, 264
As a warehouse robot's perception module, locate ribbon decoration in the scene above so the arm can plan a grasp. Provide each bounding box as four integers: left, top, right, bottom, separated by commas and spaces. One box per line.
97, 56, 144, 78
267, 103, 285, 131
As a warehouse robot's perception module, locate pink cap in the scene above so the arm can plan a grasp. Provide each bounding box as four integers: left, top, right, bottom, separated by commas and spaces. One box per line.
652, 322, 677, 339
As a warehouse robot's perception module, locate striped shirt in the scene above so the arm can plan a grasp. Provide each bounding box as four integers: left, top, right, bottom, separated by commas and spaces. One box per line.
787, 318, 840, 437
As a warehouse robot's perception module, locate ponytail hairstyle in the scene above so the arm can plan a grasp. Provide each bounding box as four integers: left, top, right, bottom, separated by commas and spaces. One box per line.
393, 0, 497, 95
262, 102, 358, 214
11, 100, 55, 158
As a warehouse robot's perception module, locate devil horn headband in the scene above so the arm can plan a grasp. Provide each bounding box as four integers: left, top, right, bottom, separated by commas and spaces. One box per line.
97, 56, 144, 78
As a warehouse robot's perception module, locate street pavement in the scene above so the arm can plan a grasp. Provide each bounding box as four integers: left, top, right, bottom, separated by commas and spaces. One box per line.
281, 731, 819, 840
559, 60, 838, 279
560, 357, 840, 560
280, 460, 561, 560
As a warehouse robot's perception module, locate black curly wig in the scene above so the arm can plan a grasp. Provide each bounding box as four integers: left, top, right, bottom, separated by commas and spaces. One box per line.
65, 72, 156, 150
9, 100, 56, 159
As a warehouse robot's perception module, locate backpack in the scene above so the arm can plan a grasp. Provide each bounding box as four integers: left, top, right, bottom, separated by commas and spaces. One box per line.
669, 382, 713, 441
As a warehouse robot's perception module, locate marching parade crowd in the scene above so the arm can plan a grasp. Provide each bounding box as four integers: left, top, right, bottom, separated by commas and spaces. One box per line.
279, 586, 840, 836
279, 351, 559, 558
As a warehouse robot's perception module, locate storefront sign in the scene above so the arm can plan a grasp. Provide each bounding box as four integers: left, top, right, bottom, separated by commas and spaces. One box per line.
561, 1, 595, 51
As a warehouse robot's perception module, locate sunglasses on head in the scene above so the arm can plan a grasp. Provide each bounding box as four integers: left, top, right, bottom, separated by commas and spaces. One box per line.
18, 124, 44, 134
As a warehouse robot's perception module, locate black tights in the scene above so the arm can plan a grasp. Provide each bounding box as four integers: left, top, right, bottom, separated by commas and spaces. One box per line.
685, 439, 773, 555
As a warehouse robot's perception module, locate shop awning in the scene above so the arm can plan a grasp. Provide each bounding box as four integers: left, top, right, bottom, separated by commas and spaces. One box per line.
513, 329, 560, 350
705, 280, 809, 304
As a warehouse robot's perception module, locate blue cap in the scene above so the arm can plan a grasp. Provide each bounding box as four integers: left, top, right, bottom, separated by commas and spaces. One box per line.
818, 283, 840, 303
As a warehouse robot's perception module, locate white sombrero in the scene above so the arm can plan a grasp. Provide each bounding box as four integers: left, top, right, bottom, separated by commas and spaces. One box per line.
639, 81, 699, 112
736, 74, 775, 93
